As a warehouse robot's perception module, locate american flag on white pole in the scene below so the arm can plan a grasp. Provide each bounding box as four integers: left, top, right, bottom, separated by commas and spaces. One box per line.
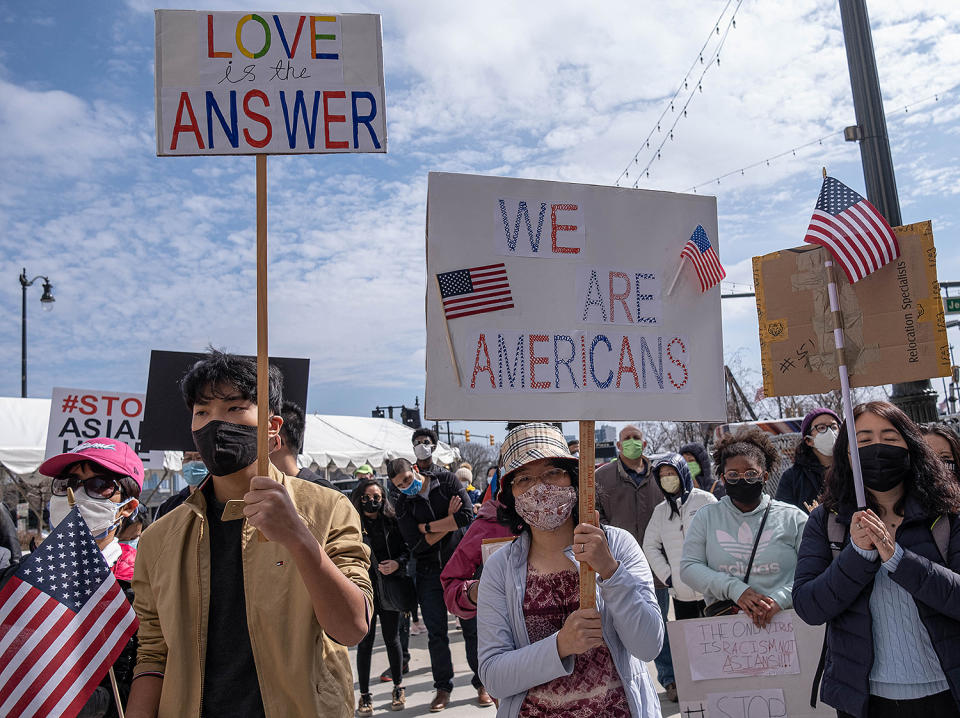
0, 508, 138, 718
803, 176, 900, 283
437, 263, 514, 319
680, 225, 726, 292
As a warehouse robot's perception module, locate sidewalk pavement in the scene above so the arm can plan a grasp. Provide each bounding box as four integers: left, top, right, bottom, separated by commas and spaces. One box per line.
349, 615, 680, 717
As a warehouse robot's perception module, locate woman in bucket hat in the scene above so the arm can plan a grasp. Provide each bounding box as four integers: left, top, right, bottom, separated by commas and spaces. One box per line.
476, 423, 663, 717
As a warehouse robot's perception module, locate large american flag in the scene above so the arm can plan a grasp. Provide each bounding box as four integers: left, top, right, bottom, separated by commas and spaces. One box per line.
680, 225, 726, 292
803, 176, 900, 283
0, 508, 138, 718
437, 263, 514, 319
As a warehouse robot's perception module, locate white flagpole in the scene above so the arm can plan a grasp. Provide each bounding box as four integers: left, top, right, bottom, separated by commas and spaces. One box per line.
820, 168, 866, 508
666, 260, 685, 296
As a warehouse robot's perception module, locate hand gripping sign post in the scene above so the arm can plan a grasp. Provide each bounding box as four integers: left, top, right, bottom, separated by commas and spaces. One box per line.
425, 172, 726, 603
154, 11, 386, 532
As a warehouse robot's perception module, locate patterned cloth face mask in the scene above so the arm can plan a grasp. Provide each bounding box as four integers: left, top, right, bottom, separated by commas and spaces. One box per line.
514, 483, 577, 531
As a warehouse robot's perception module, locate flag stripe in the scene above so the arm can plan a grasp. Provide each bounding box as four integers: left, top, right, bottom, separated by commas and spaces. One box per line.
443, 288, 512, 309
823, 213, 872, 279
443, 283, 510, 302
805, 231, 861, 283
0, 587, 69, 687
42, 596, 136, 718
0, 582, 41, 655
843, 205, 886, 265
444, 295, 514, 313
0, 580, 33, 628
831, 211, 879, 271
446, 302, 516, 319
3, 579, 117, 717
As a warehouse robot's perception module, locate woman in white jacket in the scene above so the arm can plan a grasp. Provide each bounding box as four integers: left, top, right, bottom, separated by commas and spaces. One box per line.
642, 453, 717, 619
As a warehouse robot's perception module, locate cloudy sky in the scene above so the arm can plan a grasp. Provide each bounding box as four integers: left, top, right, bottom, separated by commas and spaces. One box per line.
1, 0, 958, 442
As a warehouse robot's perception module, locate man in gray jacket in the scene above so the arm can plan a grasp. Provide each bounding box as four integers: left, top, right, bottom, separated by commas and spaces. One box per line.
595, 424, 676, 701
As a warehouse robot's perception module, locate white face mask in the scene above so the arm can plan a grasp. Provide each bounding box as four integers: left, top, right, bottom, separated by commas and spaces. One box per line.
812, 429, 838, 457
49, 494, 132, 540
413, 443, 434, 461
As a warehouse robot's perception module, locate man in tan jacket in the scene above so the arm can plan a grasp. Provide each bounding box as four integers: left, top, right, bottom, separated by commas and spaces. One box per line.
127, 350, 372, 718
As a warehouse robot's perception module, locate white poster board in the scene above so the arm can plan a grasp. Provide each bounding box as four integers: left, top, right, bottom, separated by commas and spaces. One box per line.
155, 10, 386, 155
46, 388, 165, 471
668, 610, 834, 718
425, 172, 725, 421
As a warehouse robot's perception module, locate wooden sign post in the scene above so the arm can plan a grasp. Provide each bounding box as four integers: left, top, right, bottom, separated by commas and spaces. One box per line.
578, 420, 597, 608
256, 155, 270, 482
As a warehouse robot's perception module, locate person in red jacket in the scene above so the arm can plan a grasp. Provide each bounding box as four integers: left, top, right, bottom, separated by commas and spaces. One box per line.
440, 481, 516, 710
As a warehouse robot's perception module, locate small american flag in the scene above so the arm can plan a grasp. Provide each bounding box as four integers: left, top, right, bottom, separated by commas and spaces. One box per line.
437, 263, 514, 319
680, 225, 726, 292
0, 508, 138, 718
803, 176, 900, 283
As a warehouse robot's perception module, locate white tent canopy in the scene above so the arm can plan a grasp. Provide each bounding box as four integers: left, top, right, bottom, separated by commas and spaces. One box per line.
302, 414, 458, 471
0, 397, 457, 479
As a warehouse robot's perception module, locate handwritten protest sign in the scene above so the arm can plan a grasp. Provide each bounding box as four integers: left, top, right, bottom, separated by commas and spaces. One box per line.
754, 221, 949, 397
669, 610, 833, 718
684, 612, 799, 681
706, 688, 785, 718
425, 172, 725, 421
155, 10, 386, 155
46, 387, 164, 471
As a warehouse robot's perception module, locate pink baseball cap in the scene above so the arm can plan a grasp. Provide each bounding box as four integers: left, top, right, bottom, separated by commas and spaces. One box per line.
39, 438, 145, 489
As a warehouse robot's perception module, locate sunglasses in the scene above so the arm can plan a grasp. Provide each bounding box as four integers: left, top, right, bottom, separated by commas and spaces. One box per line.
52, 474, 122, 500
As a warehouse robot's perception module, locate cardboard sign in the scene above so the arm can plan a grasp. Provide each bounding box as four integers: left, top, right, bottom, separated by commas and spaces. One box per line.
139, 350, 310, 451
684, 612, 800, 681
669, 610, 833, 718
753, 221, 950, 397
480, 536, 514, 563
45, 388, 165, 471
424, 172, 725, 421
155, 10, 386, 155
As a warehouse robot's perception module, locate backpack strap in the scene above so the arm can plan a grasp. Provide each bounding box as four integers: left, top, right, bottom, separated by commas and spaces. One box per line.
931, 515, 950, 563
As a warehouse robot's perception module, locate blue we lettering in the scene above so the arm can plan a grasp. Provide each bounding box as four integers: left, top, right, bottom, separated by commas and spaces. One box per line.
494, 198, 585, 257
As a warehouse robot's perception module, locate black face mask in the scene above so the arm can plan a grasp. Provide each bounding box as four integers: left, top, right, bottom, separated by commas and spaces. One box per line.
859, 443, 910, 492
192, 420, 259, 477
361, 498, 382, 513
724, 480, 765, 505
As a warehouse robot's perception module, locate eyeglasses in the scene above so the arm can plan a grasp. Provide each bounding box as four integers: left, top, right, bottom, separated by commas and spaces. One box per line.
52, 474, 122, 500
513, 467, 569, 488
810, 422, 840, 434
721, 469, 764, 484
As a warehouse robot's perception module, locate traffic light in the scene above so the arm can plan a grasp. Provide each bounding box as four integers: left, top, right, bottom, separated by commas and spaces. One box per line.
464, 429, 471, 442
400, 406, 421, 429
489, 434, 495, 445
371, 407, 385, 418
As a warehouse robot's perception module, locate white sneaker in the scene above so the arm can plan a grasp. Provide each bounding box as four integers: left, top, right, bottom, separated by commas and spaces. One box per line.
409, 620, 426, 635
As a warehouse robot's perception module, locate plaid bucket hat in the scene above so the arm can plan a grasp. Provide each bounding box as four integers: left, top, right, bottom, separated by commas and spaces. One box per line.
499, 423, 577, 480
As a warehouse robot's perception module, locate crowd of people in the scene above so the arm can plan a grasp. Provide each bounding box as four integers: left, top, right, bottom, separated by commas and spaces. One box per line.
2, 349, 959, 718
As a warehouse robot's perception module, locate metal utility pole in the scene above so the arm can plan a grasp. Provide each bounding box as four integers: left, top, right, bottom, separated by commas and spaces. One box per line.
838, 0, 938, 422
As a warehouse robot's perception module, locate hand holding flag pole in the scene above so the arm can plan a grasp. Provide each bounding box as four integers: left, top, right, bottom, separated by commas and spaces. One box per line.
807, 167, 901, 509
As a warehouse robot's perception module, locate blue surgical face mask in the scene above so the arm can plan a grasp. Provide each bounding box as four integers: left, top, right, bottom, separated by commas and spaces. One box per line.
121, 537, 140, 550
400, 475, 423, 496
182, 461, 208, 487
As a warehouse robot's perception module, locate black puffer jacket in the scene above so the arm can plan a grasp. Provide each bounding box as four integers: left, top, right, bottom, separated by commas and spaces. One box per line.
679, 442, 725, 499
775, 450, 826, 513
793, 498, 960, 718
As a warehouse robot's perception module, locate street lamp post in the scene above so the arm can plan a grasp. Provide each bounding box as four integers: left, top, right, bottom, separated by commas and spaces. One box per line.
19, 268, 55, 398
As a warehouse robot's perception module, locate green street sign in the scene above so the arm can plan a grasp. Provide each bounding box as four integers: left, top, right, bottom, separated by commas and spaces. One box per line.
946, 296, 960, 314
